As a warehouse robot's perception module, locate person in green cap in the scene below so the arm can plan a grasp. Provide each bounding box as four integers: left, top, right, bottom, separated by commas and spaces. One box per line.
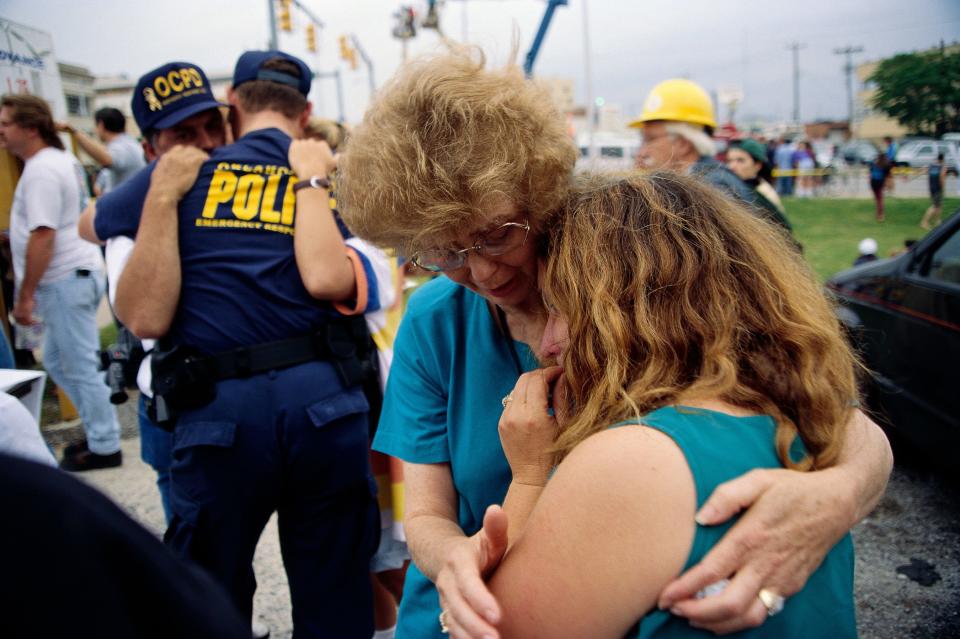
726, 138, 791, 230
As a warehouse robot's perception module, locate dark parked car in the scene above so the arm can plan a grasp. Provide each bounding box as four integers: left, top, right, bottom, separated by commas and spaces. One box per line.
827, 211, 960, 463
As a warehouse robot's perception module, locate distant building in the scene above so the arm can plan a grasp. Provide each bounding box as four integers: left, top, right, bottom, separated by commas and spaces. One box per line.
58, 62, 96, 137
852, 59, 908, 142
805, 120, 850, 144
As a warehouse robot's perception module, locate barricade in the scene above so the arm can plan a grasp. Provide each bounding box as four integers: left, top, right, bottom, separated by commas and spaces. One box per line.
771, 165, 953, 198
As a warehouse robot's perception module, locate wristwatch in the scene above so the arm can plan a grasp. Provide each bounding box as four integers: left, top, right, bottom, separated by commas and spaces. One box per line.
292, 175, 331, 192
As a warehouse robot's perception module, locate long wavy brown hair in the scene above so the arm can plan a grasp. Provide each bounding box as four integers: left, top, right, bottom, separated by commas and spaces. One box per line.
543, 172, 859, 469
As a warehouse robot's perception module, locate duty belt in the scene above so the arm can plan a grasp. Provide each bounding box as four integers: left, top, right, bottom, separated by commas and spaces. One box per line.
208, 325, 358, 380
150, 317, 376, 427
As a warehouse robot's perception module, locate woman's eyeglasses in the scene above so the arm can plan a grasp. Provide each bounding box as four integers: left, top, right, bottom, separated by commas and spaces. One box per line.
412, 220, 531, 272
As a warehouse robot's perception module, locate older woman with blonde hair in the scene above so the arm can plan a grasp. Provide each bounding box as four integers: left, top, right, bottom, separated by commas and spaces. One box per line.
487, 171, 861, 637
338, 48, 891, 639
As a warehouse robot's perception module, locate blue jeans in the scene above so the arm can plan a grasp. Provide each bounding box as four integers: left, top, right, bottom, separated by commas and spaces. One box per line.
776, 175, 795, 196
138, 394, 173, 524
0, 329, 14, 369
35, 270, 121, 455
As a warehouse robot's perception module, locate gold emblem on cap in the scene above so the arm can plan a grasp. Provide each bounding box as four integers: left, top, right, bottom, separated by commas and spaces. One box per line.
143, 87, 163, 112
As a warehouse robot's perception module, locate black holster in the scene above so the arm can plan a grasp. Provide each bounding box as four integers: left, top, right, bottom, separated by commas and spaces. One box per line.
149, 343, 216, 428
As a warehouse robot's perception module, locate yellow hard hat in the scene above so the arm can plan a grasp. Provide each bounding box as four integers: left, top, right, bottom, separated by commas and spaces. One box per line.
629, 78, 717, 129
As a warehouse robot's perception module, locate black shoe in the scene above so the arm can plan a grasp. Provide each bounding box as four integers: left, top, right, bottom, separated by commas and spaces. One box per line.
63, 439, 89, 457
60, 449, 122, 472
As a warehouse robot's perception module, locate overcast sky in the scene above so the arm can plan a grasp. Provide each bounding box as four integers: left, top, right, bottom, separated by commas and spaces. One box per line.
4, 0, 959, 126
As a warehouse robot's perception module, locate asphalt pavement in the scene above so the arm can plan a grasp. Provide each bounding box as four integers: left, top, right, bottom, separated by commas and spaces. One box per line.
45, 397, 960, 639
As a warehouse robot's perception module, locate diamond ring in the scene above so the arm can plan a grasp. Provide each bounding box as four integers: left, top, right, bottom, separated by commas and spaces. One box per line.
758, 588, 785, 616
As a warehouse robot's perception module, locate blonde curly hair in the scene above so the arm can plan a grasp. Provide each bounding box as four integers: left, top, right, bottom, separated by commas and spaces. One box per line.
304, 117, 349, 152
337, 47, 576, 253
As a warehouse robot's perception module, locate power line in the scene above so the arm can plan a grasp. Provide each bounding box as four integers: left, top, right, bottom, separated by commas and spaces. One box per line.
833, 45, 864, 125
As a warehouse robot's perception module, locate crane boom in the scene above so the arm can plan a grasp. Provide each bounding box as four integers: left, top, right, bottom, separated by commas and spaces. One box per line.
523, 0, 568, 77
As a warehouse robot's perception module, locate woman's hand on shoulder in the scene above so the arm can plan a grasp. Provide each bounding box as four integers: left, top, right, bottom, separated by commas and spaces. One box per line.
498, 367, 564, 486
658, 466, 853, 634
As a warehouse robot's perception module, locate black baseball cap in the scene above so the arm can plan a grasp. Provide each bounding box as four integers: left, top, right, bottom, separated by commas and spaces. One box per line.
232, 50, 312, 96
132, 62, 223, 133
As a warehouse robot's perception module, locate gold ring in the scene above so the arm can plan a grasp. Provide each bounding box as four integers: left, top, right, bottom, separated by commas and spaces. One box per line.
758, 588, 785, 617
439, 610, 450, 633
501, 393, 514, 408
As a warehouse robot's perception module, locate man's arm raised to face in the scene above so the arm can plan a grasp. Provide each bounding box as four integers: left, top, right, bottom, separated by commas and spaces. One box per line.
114, 146, 206, 338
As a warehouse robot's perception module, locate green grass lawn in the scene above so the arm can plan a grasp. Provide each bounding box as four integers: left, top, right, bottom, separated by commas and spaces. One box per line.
95, 196, 957, 346
786, 196, 960, 281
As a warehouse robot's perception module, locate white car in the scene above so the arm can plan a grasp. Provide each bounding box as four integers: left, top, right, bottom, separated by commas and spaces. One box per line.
895, 139, 960, 175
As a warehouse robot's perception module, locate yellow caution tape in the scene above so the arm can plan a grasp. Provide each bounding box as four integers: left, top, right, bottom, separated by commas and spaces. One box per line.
771, 166, 932, 177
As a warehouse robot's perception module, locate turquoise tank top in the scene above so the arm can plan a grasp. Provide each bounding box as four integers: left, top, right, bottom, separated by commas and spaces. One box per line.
616, 406, 857, 638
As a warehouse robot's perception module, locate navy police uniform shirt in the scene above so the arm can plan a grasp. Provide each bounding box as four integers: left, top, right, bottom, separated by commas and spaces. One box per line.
167, 127, 377, 353
94, 162, 156, 241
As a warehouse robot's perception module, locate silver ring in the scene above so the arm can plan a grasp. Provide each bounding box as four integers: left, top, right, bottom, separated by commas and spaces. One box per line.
758, 588, 785, 617
501, 393, 514, 408
439, 610, 450, 633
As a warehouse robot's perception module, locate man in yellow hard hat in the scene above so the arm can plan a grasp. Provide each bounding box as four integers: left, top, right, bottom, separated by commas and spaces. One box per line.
631, 79, 792, 233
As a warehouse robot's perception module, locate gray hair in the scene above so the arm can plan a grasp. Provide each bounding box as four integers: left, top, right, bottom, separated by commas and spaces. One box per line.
664, 122, 716, 158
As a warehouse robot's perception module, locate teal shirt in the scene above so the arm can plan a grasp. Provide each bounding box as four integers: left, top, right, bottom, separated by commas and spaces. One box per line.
621, 406, 857, 638
372, 277, 539, 639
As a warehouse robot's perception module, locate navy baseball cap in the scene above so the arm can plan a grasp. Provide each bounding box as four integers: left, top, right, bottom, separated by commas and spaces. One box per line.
232, 50, 312, 96
132, 62, 224, 133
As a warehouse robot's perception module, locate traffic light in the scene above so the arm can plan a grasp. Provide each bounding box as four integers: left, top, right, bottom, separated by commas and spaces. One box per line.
306, 24, 316, 52
392, 5, 416, 40
278, 0, 292, 32
339, 35, 358, 70
422, 0, 439, 29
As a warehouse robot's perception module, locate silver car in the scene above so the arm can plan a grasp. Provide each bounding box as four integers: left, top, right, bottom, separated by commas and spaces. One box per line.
895, 139, 959, 174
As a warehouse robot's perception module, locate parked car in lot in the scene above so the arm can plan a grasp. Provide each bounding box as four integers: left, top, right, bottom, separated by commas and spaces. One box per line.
575, 132, 640, 172
839, 140, 879, 165
895, 139, 960, 175
827, 212, 960, 464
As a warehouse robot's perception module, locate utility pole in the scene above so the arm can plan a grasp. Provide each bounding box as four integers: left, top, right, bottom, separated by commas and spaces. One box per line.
582, 0, 595, 161
786, 41, 806, 125
267, 0, 278, 50
833, 45, 863, 125
350, 34, 376, 101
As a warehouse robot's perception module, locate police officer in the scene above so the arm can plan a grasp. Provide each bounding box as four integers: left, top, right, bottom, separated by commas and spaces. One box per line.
77, 61, 227, 525
79, 61, 227, 244
114, 51, 380, 638
631, 78, 793, 234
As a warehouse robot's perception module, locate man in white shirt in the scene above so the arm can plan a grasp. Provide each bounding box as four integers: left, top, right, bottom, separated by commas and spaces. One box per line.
59, 107, 146, 193
0, 94, 122, 471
